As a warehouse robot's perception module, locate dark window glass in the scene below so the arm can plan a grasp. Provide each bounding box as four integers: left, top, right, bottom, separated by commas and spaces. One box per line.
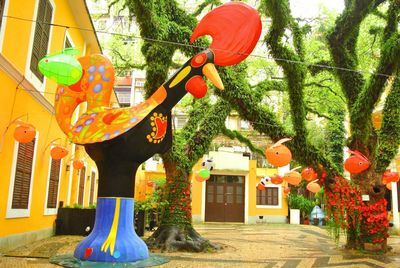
0, 0, 6, 30
256, 187, 279, 206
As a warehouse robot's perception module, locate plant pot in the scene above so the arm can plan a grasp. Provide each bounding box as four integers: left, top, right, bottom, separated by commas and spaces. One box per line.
290, 209, 300, 224
55, 207, 96, 235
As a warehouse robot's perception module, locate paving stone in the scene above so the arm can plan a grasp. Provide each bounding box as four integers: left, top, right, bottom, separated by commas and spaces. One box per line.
0, 224, 399, 267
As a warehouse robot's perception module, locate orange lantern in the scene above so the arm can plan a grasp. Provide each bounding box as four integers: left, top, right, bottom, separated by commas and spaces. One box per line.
386, 183, 392, 190
50, 145, 69, 160
13, 123, 36, 143
344, 150, 370, 174
307, 181, 320, 193
270, 174, 283, 185
382, 170, 399, 183
301, 167, 317, 181
283, 170, 302, 186
265, 138, 292, 167
283, 187, 290, 194
72, 159, 84, 170
257, 183, 265, 190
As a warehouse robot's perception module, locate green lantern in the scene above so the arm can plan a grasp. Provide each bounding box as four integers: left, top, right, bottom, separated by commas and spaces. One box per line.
38, 47, 82, 86
198, 168, 210, 179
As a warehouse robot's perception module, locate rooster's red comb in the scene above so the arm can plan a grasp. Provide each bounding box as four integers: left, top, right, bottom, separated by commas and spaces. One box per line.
190, 2, 261, 66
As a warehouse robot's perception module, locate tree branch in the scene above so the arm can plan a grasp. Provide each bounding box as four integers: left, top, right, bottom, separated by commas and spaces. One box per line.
221, 127, 265, 157
375, 76, 400, 172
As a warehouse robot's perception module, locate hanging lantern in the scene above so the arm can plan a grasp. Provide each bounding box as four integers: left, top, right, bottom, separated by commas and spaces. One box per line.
270, 174, 283, 185
386, 183, 392, 190
265, 138, 292, 167
283, 171, 302, 186
51, 145, 69, 160
344, 150, 370, 174
283, 187, 290, 194
13, 122, 36, 143
194, 173, 206, 182
306, 181, 320, 193
382, 170, 399, 183
256, 183, 265, 191
198, 168, 210, 179
301, 167, 317, 181
38, 48, 83, 86
72, 159, 84, 170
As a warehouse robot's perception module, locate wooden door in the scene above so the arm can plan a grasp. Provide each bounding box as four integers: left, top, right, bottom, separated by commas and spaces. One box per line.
205, 175, 245, 222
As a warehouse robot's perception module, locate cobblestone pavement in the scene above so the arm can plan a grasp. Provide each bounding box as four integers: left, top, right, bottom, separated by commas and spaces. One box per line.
1, 223, 400, 267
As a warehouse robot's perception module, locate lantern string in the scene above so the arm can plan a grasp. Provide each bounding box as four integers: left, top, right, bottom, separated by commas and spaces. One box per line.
2, 15, 397, 79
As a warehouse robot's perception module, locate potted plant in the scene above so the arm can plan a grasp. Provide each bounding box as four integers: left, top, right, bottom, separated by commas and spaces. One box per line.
287, 193, 314, 224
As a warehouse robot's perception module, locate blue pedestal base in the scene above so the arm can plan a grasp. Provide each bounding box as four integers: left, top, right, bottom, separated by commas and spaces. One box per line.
74, 197, 149, 262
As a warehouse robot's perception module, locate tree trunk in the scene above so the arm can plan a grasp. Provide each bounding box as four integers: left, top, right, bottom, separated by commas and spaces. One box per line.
146, 159, 218, 252
352, 170, 389, 252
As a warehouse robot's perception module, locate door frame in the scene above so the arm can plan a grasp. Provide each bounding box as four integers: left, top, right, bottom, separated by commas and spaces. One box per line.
201, 170, 248, 223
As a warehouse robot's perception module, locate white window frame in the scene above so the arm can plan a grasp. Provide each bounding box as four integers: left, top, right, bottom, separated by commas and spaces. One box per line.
256, 184, 282, 209
0, 0, 10, 53
6, 132, 39, 218
43, 156, 63, 215
24, 0, 56, 93
64, 30, 75, 49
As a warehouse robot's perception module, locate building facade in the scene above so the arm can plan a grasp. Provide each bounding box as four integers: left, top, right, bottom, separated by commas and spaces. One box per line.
0, 0, 116, 252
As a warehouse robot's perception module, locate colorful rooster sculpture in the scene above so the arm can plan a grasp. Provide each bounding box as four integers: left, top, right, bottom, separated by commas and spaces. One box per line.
40, 2, 261, 263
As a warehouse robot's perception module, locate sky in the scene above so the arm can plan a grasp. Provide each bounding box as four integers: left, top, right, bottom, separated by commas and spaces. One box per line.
290, 0, 344, 18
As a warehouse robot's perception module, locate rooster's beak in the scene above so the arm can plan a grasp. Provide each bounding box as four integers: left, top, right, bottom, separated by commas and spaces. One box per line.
203, 63, 224, 90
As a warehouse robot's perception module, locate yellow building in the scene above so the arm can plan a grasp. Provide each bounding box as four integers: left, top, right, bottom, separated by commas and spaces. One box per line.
0, 0, 116, 252
141, 150, 289, 224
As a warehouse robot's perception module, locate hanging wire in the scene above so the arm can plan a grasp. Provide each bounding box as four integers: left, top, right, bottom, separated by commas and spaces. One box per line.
2, 15, 396, 79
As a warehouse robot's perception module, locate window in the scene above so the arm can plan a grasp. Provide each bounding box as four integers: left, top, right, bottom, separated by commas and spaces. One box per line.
78, 166, 86, 205
7, 138, 37, 218
89, 171, 96, 205
64, 36, 71, 48
0, 0, 6, 30
30, 0, 53, 82
256, 186, 280, 207
45, 158, 61, 214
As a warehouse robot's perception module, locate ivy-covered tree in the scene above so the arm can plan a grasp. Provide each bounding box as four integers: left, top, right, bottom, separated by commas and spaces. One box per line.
235, 0, 399, 250
105, 0, 399, 252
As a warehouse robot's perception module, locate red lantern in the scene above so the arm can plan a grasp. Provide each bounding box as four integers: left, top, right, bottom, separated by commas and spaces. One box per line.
270, 174, 283, 185
147, 181, 154, 187
51, 145, 69, 160
257, 183, 265, 190
301, 167, 317, 181
13, 123, 36, 143
382, 170, 399, 183
73, 159, 84, 170
283, 187, 290, 194
283, 171, 302, 186
265, 138, 292, 167
307, 181, 320, 193
344, 150, 370, 174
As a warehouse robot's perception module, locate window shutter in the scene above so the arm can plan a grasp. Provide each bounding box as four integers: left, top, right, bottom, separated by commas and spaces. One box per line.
30, 0, 53, 81
12, 139, 35, 209
89, 171, 96, 205
46, 159, 61, 208
78, 166, 86, 205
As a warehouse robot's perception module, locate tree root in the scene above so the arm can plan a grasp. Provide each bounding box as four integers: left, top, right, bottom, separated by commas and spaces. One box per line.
146, 225, 220, 252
